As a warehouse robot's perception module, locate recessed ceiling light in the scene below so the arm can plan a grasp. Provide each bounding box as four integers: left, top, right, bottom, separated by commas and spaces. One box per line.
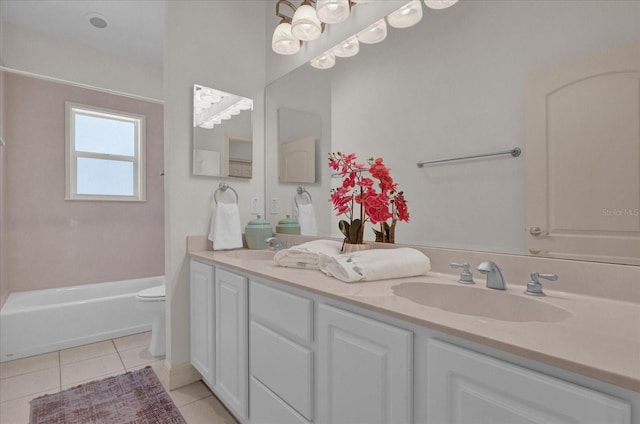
86, 12, 109, 29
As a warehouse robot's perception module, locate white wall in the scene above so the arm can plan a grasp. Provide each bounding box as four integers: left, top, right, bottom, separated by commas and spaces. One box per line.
163, 1, 266, 374
1, 23, 162, 101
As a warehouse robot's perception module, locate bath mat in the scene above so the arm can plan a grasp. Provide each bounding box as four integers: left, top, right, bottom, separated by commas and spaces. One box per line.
30, 366, 186, 424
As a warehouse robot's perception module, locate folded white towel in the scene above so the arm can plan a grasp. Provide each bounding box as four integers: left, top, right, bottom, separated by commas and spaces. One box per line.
208, 203, 243, 251
320, 248, 431, 283
297, 203, 318, 236
274, 240, 343, 269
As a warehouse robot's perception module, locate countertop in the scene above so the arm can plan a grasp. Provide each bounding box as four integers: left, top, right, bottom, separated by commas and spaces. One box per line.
189, 247, 640, 393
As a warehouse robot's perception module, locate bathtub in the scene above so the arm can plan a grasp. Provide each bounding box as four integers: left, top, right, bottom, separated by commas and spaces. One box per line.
0, 276, 164, 362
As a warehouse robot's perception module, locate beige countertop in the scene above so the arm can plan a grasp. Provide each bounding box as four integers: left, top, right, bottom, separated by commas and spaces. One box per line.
189, 247, 640, 393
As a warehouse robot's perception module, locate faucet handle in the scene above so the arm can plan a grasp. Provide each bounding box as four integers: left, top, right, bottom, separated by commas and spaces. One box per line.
450, 262, 475, 284
525, 272, 558, 297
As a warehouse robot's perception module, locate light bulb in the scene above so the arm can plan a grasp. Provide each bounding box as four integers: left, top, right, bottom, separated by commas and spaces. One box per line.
387, 0, 423, 29
357, 19, 387, 44
333, 35, 359, 58
272, 22, 301, 55
424, 0, 458, 9
291, 4, 322, 41
310, 51, 336, 69
316, 0, 350, 24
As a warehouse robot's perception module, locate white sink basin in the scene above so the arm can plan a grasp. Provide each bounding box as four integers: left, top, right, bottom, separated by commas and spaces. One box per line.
392, 282, 572, 322
223, 250, 276, 261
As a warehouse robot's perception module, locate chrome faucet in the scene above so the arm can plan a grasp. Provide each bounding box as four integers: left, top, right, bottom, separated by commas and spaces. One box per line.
265, 237, 288, 251
477, 261, 506, 290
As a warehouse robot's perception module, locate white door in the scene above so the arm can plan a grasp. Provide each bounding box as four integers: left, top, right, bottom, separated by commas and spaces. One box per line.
525, 43, 640, 265
426, 339, 631, 424
189, 260, 214, 385
317, 304, 413, 424
215, 267, 248, 421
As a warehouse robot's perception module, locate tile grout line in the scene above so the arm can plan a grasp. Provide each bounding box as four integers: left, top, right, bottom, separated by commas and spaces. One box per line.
112, 339, 127, 371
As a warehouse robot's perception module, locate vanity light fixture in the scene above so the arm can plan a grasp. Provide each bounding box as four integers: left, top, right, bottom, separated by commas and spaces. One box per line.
310, 50, 336, 69
291, 0, 324, 41
424, 0, 458, 9
333, 35, 359, 57
316, 0, 351, 24
387, 0, 423, 29
272, 0, 302, 55
356, 18, 387, 44
193, 85, 253, 129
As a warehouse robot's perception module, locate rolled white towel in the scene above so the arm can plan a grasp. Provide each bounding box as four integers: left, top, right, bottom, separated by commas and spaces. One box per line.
320, 248, 431, 283
274, 240, 343, 269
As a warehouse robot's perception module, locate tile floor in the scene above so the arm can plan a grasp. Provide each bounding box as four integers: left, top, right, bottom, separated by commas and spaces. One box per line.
0, 331, 238, 424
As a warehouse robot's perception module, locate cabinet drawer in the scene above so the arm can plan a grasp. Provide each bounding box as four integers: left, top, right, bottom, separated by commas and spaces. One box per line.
251, 321, 313, 420
251, 377, 310, 424
250, 281, 312, 343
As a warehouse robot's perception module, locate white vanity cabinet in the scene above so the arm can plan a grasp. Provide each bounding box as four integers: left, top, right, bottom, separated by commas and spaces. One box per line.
424, 339, 632, 424
249, 280, 314, 424
189, 259, 215, 385
189, 260, 249, 422
317, 304, 414, 424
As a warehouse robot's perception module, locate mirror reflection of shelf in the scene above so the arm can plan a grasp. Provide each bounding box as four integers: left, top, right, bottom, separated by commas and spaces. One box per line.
228, 158, 252, 178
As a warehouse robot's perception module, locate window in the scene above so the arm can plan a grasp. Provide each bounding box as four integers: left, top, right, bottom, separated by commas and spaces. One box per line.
66, 103, 145, 201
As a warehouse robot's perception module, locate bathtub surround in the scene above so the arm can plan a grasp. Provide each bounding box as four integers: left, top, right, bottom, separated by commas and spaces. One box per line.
2, 72, 165, 294
30, 366, 186, 424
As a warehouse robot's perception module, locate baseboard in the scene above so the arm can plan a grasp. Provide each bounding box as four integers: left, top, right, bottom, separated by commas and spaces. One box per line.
162, 360, 202, 390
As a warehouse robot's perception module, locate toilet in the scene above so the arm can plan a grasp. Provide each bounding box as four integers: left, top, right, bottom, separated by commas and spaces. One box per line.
135, 285, 166, 356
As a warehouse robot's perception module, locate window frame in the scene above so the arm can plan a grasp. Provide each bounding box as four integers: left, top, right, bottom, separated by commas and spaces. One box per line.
65, 102, 146, 202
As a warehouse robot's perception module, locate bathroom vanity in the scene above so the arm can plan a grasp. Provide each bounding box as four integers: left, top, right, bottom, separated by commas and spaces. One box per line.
188, 244, 639, 424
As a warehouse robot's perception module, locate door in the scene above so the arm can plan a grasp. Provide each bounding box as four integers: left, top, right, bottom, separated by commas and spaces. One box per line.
525, 43, 640, 265
317, 304, 413, 424
215, 267, 248, 421
189, 260, 214, 385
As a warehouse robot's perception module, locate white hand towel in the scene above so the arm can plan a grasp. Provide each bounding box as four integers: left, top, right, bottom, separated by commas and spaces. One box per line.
320, 248, 431, 283
208, 203, 243, 251
274, 240, 343, 269
297, 203, 318, 236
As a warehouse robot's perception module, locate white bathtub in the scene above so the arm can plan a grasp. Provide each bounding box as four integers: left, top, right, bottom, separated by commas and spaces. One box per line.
0, 276, 164, 362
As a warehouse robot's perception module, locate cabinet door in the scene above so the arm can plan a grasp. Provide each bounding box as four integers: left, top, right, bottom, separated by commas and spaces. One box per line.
426, 339, 631, 424
189, 260, 214, 385
317, 304, 413, 424
215, 267, 248, 421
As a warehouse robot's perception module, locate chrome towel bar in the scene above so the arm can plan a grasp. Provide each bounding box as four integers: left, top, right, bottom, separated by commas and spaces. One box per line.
214, 182, 239, 204
417, 147, 521, 168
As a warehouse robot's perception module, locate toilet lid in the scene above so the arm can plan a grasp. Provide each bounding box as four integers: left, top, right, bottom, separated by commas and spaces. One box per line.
138, 285, 165, 299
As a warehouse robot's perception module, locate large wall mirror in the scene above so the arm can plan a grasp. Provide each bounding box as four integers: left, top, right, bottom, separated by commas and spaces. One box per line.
193, 84, 253, 178
265, 1, 640, 265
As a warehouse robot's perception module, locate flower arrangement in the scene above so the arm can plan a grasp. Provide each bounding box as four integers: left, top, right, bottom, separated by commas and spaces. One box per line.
329, 152, 409, 247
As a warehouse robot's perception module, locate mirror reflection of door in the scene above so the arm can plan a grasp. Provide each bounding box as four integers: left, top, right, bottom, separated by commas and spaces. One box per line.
525, 43, 640, 265
192, 84, 253, 177
278, 108, 320, 183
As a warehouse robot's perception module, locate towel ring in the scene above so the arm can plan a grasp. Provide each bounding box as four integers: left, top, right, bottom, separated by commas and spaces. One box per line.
214, 182, 239, 204
294, 186, 313, 207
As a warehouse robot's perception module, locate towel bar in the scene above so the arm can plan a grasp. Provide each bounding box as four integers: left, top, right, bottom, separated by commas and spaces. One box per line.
214, 182, 239, 204
416, 147, 521, 167
295, 186, 313, 207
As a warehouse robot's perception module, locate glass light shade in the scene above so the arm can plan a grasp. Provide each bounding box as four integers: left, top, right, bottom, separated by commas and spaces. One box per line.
316, 0, 350, 24
291, 4, 322, 41
310, 51, 336, 69
424, 0, 458, 9
333, 36, 359, 58
357, 19, 387, 44
387, 0, 423, 29
272, 22, 301, 55
352, 0, 373, 2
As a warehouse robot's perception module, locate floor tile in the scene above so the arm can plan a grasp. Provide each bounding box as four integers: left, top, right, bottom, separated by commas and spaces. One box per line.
169, 380, 213, 408
60, 353, 124, 387
0, 367, 59, 403
113, 331, 151, 352
126, 359, 166, 382
60, 340, 116, 365
60, 370, 125, 391
179, 395, 238, 424
0, 352, 59, 380
119, 345, 162, 370
0, 388, 60, 424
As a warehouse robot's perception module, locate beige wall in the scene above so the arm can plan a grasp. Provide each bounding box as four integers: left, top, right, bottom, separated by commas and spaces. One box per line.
4, 72, 165, 292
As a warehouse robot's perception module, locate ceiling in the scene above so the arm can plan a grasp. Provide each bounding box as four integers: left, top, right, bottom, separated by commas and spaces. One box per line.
1, 0, 164, 65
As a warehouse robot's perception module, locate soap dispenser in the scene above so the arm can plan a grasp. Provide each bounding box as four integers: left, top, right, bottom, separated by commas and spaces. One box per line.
245, 215, 273, 250
276, 215, 301, 235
